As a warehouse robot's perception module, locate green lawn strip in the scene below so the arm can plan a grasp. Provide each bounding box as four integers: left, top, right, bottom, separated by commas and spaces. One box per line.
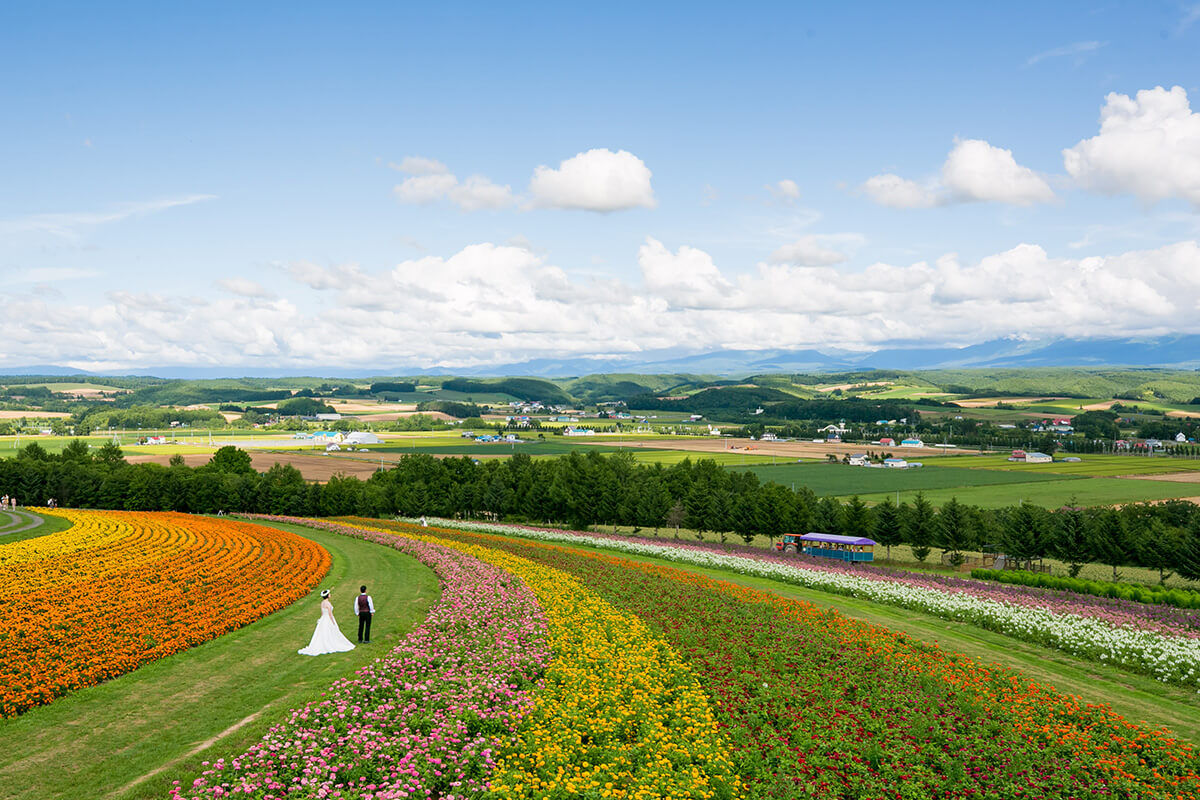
506, 536, 1200, 743
0, 511, 73, 543
857, 476, 1200, 508
732, 461, 1079, 496
0, 520, 439, 800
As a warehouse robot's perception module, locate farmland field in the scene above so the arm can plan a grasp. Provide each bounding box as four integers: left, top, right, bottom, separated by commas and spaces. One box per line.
737, 461, 1079, 496
959, 453, 1200, 476
857, 475, 1200, 508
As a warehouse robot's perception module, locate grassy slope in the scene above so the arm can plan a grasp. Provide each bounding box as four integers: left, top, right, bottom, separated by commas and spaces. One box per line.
527, 538, 1200, 742
0, 520, 440, 800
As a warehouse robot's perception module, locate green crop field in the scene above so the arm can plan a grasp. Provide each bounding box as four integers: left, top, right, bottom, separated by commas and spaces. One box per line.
733, 461, 1077, 496
960, 454, 1200, 476
857, 476, 1200, 509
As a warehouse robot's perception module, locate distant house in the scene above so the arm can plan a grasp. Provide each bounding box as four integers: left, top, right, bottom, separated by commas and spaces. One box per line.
325, 443, 340, 452
292, 432, 312, 439
315, 413, 343, 421
1009, 449, 1027, 461
848, 453, 868, 466
1025, 452, 1052, 463
819, 423, 850, 435
342, 431, 382, 445
1144, 439, 1165, 451
1177, 432, 1188, 442
900, 438, 924, 448
312, 431, 343, 443
879, 437, 895, 446
563, 427, 595, 437
760, 432, 778, 441
688, 414, 704, 421
883, 458, 908, 468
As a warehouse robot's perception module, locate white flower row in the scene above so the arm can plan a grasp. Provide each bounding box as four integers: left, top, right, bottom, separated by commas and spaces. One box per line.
405, 517, 1200, 688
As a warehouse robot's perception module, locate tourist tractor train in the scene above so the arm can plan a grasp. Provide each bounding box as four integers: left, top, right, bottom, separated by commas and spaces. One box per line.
774, 532, 876, 562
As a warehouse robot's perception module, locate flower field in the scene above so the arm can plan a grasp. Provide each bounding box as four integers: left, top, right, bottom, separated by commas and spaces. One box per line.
179, 517, 738, 799
369, 518, 1200, 799
407, 518, 1200, 688
0, 510, 330, 716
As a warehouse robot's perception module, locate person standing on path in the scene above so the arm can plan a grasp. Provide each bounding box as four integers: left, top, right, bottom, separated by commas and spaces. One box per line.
354, 585, 375, 643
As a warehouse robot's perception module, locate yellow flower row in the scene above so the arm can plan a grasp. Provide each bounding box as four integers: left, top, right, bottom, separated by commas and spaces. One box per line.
1, 509, 199, 593
355, 522, 740, 800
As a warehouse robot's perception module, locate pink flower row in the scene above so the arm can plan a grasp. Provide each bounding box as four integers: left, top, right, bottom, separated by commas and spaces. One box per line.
465, 519, 1200, 640
172, 516, 549, 800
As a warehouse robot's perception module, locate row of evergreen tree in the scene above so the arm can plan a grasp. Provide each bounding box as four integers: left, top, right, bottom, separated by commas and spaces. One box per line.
2, 441, 1199, 581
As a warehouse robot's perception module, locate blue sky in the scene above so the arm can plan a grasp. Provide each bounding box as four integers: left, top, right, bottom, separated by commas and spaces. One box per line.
3, 2, 1200, 370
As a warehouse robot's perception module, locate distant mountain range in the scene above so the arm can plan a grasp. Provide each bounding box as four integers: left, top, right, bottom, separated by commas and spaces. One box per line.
3, 336, 1200, 379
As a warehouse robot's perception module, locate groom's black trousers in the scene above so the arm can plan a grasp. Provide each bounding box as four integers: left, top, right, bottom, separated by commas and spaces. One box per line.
358, 612, 372, 643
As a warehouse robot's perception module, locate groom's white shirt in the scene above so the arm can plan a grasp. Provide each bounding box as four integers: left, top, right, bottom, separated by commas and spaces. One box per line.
353, 594, 375, 614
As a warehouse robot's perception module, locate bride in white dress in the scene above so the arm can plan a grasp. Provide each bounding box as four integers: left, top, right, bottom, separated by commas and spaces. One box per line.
299, 589, 356, 656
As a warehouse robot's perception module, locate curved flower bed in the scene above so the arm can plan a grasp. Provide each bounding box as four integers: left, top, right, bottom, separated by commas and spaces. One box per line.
353, 521, 741, 799
394, 520, 1200, 800
0, 510, 330, 717
173, 517, 550, 800
402, 518, 1200, 688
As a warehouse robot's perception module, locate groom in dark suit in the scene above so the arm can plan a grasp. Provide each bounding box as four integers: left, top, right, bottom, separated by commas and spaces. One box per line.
355, 585, 375, 643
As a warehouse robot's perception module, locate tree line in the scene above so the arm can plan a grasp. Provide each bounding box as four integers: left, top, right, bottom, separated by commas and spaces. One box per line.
2, 442, 1199, 582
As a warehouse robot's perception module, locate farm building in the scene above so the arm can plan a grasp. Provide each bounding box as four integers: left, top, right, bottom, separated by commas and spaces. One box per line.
879, 437, 895, 446
900, 438, 924, 447
1024, 452, 1052, 463
1009, 449, 1027, 461
819, 423, 850, 435
883, 457, 908, 468
564, 427, 595, 436
315, 413, 343, 421
342, 432, 382, 445
847, 453, 869, 466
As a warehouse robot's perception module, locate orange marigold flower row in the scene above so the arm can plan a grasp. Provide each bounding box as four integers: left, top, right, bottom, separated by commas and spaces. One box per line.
0, 510, 330, 717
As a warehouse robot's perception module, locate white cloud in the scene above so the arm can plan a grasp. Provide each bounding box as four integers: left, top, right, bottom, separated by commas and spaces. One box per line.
767, 179, 801, 201
216, 277, 275, 299
0, 195, 216, 240
394, 173, 459, 205
391, 157, 514, 210
1025, 40, 1106, 67
1063, 85, 1200, 207
863, 174, 941, 208
942, 139, 1056, 205
768, 235, 851, 266
390, 156, 449, 175
529, 148, 656, 211
448, 175, 516, 210
863, 139, 1053, 208
8, 237, 1200, 370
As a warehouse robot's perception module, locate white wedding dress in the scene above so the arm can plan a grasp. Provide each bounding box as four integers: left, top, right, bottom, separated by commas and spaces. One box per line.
298, 598, 356, 656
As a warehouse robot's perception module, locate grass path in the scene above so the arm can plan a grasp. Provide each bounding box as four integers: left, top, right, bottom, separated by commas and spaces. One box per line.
470, 533, 1200, 743
0, 510, 72, 543
0, 519, 440, 800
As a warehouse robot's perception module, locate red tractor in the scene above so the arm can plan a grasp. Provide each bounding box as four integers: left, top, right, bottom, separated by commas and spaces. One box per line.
774, 533, 804, 553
